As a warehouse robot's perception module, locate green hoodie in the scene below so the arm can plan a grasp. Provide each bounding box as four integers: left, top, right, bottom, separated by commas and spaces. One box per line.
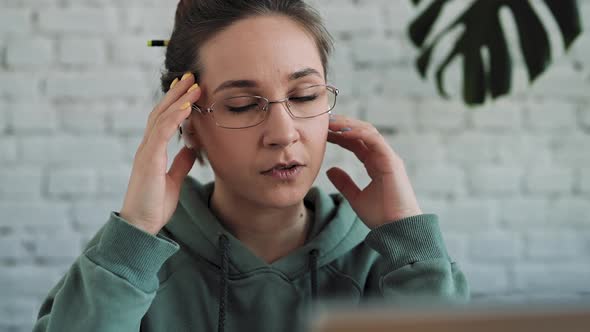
33, 176, 468, 332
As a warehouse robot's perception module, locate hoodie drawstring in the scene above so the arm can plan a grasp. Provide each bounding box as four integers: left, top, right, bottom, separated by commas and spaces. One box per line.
308, 249, 319, 300
216, 235, 320, 331
218, 235, 229, 332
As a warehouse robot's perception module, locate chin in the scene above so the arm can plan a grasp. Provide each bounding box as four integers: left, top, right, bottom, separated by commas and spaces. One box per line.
254, 169, 317, 208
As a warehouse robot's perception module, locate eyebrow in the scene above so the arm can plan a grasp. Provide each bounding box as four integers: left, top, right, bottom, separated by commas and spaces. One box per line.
212, 67, 322, 95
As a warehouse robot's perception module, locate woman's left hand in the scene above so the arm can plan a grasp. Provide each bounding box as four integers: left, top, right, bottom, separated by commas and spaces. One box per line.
326, 114, 423, 229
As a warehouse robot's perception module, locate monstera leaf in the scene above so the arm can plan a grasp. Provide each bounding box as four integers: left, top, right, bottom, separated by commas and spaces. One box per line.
409, 0, 582, 105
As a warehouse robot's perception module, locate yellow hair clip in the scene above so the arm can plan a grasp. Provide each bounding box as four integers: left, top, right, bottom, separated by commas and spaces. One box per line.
147, 40, 169, 47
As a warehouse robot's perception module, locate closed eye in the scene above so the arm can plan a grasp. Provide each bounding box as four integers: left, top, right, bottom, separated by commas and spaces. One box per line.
227, 104, 258, 113
290, 95, 318, 103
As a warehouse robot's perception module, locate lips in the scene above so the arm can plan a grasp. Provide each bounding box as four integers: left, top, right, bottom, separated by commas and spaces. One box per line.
261, 161, 304, 174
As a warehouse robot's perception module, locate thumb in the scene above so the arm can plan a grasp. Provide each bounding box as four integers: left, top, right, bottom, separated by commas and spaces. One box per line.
326, 167, 361, 202
168, 146, 197, 186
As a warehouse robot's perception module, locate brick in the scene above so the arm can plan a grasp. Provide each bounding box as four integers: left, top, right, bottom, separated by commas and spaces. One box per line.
0, 235, 27, 260
467, 231, 522, 262
524, 166, 574, 195
447, 132, 496, 164
58, 37, 105, 65
124, 7, 175, 34
497, 197, 550, 229
351, 37, 404, 65
19, 136, 124, 165
97, 166, 131, 198
71, 200, 120, 234
106, 103, 151, 134
580, 167, 590, 194
0, 167, 42, 199
514, 263, 590, 292
528, 64, 589, 99
30, 231, 81, 261
6, 38, 53, 67
0, 298, 39, 330
0, 103, 8, 133
0, 202, 69, 230
122, 134, 144, 162
0, 73, 41, 99
415, 100, 467, 132
329, 66, 382, 99
461, 263, 510, 295
0, 137, 17, 163
109, 35, 166, 66
439, 231, 467, 262
579, 106, 590, 130
45, 71, 150, 99
10, 102, 57, 133
412, 164, 466, 196
546, 197, 590, 228
0, 9, 32, 34
382, 0, 416, 34
524, 100, 578, 131
552, 133, 590, 166
366, 97, 416, 130
468, 165, 522, 195
381, 66, 440, 98
327, 96, 361, 120
47, 167, 96, 197
57, 104, 107, 134
439, 199, 496, 233
38, 8, 118, 34
322, 5, 384, 36
524, 231, 587, 260
0, 266, 62, 297
495, 134, 553, 164
469, 100, 523, 131
386, 134, 445, 164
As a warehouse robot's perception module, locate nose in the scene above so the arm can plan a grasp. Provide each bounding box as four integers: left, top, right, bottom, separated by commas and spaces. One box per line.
261, 101, 300, 148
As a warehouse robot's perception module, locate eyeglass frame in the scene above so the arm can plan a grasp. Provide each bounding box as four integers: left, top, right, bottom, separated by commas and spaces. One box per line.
191, 84, 339, 129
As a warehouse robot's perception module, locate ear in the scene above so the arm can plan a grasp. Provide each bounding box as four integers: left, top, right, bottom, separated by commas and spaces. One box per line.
180, 118, 198, 149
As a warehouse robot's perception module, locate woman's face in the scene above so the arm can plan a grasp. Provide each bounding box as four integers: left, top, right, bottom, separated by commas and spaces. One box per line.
191, 15, 330, 208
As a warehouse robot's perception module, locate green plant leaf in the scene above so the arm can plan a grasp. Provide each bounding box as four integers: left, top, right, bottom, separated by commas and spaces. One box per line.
408, 0, 583, 105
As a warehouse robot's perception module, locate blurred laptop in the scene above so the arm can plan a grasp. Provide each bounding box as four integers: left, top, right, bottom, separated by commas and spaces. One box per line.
309, 300, 590, 332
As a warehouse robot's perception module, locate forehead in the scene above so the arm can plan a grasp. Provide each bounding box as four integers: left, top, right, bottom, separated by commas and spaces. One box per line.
199, 15, 324, 88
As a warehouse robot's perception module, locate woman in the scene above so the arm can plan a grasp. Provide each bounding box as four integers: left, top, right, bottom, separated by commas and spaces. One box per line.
33, 1, 468, 331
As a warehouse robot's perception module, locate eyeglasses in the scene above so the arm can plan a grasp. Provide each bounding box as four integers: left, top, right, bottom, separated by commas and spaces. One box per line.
192, 84, 339, 129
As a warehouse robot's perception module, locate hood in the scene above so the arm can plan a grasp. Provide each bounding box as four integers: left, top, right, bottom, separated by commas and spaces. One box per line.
163, 175, 369, 279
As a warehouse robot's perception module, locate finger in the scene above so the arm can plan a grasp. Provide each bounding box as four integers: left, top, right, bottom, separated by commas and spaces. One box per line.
155, 72, 195, 114
326, 167, 361, 202
146, 85, 202, 151
144, 72, 196, 141
145, 101, 193, 155
331, 125, 392, 157
327, 131, 369, 163
168, 145, 197, 187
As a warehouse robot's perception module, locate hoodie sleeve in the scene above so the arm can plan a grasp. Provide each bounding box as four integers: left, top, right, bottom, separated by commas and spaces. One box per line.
363, 214, 469, 303
33, 212, 179, 332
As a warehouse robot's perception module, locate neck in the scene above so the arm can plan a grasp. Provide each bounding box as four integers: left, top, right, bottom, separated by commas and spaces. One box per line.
209, 184, 311, 264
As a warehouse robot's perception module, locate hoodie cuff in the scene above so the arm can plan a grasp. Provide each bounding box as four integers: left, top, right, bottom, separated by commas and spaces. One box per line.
365, 214, 449, 271
85, 211, 180, 292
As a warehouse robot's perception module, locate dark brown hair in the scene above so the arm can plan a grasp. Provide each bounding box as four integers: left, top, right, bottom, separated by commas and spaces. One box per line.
160, 0, 334, 94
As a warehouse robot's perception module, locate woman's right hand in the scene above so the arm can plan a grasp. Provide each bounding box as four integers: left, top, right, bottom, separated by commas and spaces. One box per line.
119, 72, 202, 235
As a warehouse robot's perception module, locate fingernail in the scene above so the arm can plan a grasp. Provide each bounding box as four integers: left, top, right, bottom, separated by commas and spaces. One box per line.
170, 78, 179, 89
188, 83, 199, 93
340, 127, 352, 132
180, 102, 191, 110
181, 72, 193, 81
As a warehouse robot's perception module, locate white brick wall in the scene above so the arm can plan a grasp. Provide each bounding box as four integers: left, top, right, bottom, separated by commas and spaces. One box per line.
1, 0, 589, 330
